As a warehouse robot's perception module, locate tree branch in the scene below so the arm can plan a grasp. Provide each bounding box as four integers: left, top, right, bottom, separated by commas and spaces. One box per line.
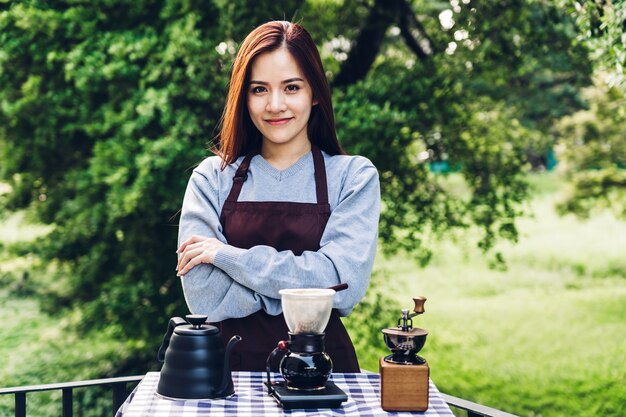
398, 0, 439, 60
333, 0, 439, 87
399, 12, 428, 60
332, 0, 402, 87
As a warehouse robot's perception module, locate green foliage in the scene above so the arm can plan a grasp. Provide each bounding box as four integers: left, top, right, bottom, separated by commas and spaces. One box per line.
554, 79, 626, 218
0, 0, 595, 377
334, 86, 454, 264
343, 269, 399, 370
444, 0, 591, 128
346, 175, 626, 416
548, 1, 626, 217
559, 0, 626, 90
331, 0, 591, 262
0, 0, 228, 348
221, 0, 306, 41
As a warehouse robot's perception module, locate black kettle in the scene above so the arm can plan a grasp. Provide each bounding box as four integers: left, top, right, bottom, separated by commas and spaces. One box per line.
157, 314, 242, 399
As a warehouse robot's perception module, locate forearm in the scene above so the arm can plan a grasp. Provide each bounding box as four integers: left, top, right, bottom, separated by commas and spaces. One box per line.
180, 233, 373, 316
213, 235, 377, 312
178, 168, 281, 320
181, 263, 281, 322
212, 163, 380, 313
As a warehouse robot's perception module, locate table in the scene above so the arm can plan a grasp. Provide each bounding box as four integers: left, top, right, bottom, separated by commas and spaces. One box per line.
115, 372, 454, 417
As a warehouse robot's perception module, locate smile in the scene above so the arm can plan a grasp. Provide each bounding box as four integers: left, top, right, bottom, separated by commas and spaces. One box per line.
265, 118, 292, 126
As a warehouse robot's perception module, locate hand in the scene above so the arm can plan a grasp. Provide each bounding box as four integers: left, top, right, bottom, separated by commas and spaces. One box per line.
176, 235, 225, 276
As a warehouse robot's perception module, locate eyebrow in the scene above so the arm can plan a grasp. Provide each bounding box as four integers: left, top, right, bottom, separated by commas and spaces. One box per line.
249, 77, 305, 85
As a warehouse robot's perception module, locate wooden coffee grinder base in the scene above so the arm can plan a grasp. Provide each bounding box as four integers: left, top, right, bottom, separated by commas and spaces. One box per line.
379, 357, 429, 412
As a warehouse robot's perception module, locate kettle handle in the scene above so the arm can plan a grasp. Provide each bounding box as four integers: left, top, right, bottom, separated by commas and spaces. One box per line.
157, 317, 187, 362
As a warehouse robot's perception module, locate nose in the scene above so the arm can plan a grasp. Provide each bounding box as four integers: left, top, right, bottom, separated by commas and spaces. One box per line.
266, 91, 287, 113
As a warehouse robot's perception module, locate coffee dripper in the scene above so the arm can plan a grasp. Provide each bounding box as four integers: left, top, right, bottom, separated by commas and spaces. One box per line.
265, 284, 348, 409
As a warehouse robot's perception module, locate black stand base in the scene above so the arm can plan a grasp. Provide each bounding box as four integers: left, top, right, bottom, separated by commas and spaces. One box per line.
265, 381, 348, 409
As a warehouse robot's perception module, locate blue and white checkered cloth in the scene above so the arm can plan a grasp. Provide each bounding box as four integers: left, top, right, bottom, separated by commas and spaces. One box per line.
116, 372, 454, 417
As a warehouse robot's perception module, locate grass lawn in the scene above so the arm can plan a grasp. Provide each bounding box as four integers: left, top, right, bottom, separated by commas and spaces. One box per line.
348, 173, 626, 416
2, 173, 625, 417
0, 213, 136, 417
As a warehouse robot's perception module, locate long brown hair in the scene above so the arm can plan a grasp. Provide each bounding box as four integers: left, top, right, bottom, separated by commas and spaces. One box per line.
216, 21, 345, 167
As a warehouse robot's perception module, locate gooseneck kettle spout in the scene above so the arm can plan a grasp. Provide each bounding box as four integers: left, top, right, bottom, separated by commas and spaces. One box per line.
217, 335, 242, 396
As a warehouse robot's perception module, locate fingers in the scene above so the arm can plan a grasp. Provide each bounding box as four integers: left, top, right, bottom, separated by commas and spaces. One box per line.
176, 245, 205, 273
176, 237, 225, 276
177, 251, 207, 276
176, 235, 209, 272
176, 235, 207, 253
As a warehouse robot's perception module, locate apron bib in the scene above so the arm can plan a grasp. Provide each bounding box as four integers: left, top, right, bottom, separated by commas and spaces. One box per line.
216, 146, 360, 372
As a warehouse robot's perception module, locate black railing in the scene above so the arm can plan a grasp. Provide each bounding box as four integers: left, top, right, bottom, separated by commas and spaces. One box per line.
0, 375, 144, 417
0, 376, 518, 417
440, 393, 519, 417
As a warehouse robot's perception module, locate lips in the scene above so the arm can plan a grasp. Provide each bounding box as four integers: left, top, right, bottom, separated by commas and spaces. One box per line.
265, 118, 292, 126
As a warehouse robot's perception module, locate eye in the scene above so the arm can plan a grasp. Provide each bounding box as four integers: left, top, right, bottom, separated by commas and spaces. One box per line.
285, 84, 301, 93
250, 86, 266, 94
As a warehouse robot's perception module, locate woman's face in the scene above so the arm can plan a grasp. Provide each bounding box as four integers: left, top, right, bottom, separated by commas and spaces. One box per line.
246, 48, 316, 152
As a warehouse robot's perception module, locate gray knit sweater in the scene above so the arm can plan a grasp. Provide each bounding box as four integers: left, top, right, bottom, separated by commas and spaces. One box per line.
178, 150, 380, 322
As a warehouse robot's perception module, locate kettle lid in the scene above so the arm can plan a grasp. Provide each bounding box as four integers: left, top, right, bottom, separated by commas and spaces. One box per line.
174, 314, 219, 336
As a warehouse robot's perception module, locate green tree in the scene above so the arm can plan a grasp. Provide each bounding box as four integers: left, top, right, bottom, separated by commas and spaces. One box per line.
560, 0, 625, 91
550, 0, 626, 217
0, 0, 592, 374
554, 79, 626, 218
0, 0, 228, 355
313, 0, 591, 259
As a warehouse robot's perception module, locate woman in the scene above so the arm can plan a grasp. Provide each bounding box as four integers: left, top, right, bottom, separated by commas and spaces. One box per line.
176, 21, 380, 372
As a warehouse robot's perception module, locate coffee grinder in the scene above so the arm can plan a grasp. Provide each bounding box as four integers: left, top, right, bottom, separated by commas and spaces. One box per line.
379, 296, 430, 412
265, 286, 348, 409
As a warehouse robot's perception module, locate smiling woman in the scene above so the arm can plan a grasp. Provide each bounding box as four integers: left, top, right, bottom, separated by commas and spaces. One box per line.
245, 48, 315, 167
175, 21, 381, 373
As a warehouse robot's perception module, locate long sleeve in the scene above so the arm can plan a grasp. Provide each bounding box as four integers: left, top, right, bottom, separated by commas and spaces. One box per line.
178, 161, 282, 322
212, 160, 380, 316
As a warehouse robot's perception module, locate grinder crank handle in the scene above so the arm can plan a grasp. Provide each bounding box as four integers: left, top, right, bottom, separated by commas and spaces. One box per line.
398, 296, 427, 331
410, 296, 427, 317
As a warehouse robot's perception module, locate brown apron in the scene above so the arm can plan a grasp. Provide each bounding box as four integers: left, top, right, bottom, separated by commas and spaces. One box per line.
216, 146, 360, 372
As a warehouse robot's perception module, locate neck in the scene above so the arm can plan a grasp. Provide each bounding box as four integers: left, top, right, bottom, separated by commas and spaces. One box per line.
261, 141, 312, 170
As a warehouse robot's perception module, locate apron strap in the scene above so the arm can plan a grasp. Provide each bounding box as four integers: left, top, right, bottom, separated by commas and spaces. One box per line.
225, 153, 255, 203
225, 146, 329, 205
311, 146, 329, 205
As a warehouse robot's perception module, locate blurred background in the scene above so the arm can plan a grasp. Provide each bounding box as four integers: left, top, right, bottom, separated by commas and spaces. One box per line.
0, 0, 624, 416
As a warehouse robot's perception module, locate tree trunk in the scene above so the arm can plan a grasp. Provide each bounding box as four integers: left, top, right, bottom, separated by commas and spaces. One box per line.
332, 0, 402, 87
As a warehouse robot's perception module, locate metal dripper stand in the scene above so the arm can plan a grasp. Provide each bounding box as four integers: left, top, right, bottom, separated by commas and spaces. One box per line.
379, 296, 430, 412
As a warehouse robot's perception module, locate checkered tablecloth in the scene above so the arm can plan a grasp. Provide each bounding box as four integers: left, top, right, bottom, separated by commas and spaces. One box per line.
115, 372, 454, 417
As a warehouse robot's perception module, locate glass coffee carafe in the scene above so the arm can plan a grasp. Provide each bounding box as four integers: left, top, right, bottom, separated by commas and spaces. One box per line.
276, 288, 335, 390
265, 286, 349, 409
